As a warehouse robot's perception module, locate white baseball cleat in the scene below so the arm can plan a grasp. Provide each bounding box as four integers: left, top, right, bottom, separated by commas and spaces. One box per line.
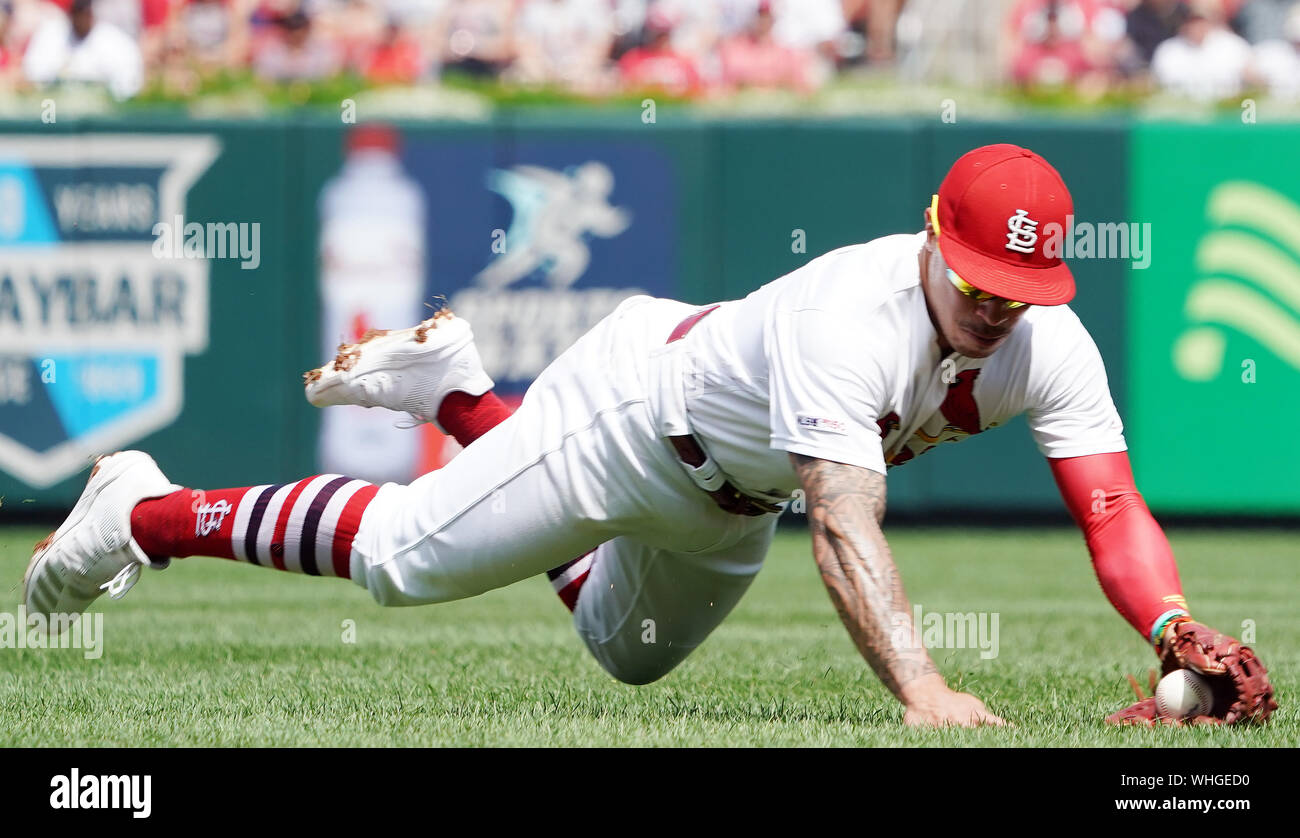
23, 451, 181, 633
303, 308, 495, 423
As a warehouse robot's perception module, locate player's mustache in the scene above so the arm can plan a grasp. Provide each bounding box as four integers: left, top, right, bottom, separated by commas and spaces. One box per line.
962, 323, 1009, 339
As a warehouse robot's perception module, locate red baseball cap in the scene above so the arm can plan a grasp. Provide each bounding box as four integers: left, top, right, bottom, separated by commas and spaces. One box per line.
932, 144, 1075, 306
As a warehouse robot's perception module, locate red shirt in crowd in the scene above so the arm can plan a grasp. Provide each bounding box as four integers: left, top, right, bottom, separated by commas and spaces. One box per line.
617, 45, 702, 98
1012, 39, 1093, 85
365, 36, 423, 84
718, 35, 811, 92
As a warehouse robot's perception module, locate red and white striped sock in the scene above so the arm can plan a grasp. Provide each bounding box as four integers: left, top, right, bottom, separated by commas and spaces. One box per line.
130, 475, 379, 578
545, 551, 595, 613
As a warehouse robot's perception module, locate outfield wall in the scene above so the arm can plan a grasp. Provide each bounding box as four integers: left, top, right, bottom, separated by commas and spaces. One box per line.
0, 115, 1293, 517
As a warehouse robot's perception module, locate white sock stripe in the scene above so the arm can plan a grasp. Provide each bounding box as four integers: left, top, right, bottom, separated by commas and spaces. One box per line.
550, 553, 594, 592
314, 480, 369, 577
254, 483, 299, 565
230, 485, 273, 563
280, 474, 343, 573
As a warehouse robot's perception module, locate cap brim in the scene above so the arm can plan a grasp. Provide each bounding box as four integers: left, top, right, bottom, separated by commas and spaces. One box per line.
940, 233, 1075, 306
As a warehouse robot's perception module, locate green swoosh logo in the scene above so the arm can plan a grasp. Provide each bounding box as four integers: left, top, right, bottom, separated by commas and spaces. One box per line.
1174, 181, 1300, 380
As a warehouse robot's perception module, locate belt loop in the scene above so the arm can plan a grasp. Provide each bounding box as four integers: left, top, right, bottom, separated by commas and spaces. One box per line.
674, 443, 728, 493
667, 433, 784, 517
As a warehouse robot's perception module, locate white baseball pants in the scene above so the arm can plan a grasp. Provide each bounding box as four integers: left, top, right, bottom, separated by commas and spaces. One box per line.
348, 296, 781, 684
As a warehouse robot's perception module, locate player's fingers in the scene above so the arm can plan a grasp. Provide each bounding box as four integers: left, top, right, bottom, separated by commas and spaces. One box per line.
904, 713, 952, 728
901, 708, 923, 727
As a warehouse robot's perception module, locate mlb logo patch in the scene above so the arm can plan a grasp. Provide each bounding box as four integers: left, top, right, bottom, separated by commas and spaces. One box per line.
797, 414, 847, 434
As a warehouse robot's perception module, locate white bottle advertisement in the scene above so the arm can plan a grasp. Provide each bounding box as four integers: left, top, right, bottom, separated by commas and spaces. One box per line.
316, 126, 425, 484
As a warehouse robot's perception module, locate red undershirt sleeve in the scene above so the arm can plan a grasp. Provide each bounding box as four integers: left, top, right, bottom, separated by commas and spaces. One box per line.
1048, 451, 1190, 646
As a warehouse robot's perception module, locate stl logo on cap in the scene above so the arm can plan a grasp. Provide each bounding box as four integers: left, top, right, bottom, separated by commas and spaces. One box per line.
1005, 209, 1039, 254
933, 143, 1076, 306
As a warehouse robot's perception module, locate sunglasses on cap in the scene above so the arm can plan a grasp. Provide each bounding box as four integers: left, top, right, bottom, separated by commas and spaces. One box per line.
931, 194, 1029, 310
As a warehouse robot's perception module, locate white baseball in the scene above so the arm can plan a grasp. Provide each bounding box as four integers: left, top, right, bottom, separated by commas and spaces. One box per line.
1154, 670, 1213, 719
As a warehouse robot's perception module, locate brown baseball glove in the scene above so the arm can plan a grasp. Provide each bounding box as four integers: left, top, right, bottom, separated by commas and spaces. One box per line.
1106, 619, 1277, 726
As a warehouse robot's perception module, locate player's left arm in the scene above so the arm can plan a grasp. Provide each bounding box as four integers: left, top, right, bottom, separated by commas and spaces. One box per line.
1027, 315, 1192, 645
1030, 316, 1275, 724
1048, 450, 1186, 645
1050, 451, 1278, 724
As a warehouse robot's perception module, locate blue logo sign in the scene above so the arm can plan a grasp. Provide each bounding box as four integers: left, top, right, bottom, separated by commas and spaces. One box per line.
405, 140, 676, 391
0, 136, 218, 488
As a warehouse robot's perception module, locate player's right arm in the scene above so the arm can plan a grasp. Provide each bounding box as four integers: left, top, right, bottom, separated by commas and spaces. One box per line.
791, 453, 1005, 727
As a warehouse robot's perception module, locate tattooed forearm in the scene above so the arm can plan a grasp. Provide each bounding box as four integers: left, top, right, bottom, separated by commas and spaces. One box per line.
791, 453, 938, 698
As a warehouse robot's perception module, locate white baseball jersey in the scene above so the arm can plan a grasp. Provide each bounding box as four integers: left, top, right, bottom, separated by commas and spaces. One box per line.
681, 232, 1128, 497
346, 233, 1127, 685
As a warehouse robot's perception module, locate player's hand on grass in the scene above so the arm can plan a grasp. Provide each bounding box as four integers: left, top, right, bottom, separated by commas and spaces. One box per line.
899, 674, 1006, 728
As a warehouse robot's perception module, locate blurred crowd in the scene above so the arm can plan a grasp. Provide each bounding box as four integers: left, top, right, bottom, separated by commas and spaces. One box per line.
0, 0, 1296, 102
0, 0, 903, 100
1009, 0, 1300, 101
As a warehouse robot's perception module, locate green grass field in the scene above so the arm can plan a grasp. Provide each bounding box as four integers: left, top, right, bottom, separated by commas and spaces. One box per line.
0, 524, 1293, 746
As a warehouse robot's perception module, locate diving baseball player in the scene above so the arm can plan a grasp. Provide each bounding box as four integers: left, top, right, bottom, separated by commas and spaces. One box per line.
25, 144, 1275, 728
